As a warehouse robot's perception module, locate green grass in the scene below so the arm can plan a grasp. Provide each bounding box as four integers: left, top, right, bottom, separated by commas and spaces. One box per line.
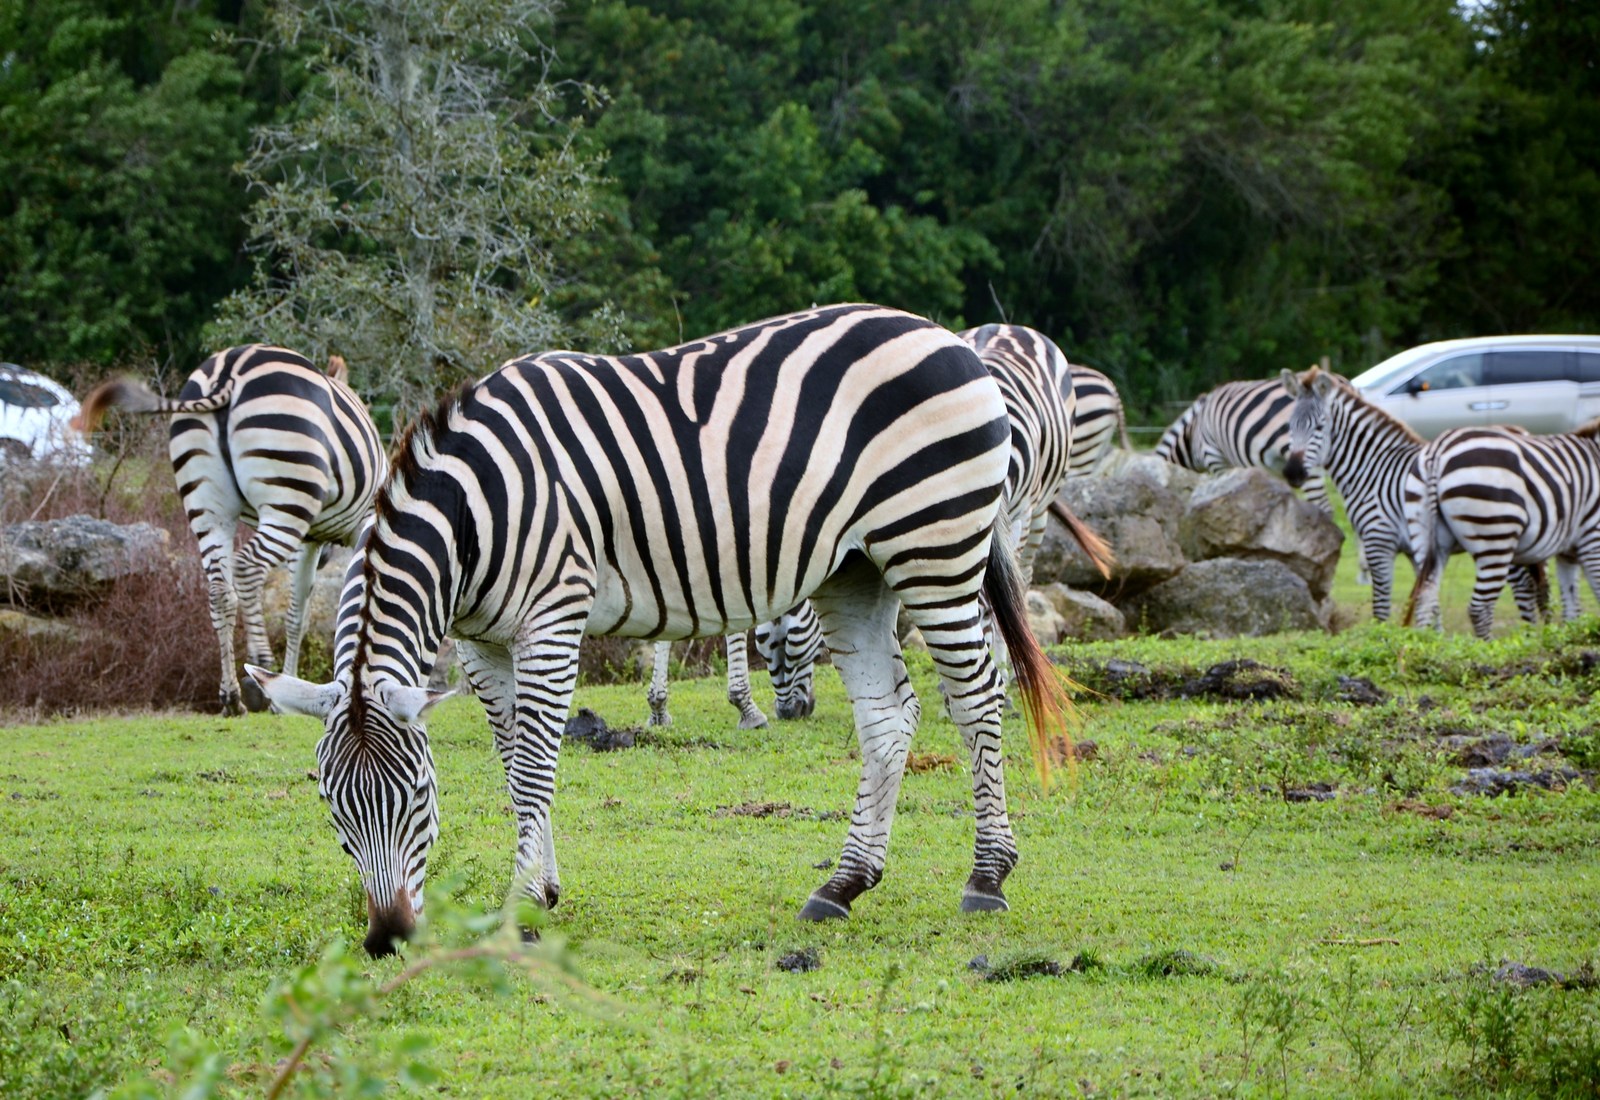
4, 523, 1600, 1097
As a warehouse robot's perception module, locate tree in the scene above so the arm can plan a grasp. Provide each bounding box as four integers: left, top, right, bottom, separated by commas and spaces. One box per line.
0, 0, 255, 371
212, 0, 617, 415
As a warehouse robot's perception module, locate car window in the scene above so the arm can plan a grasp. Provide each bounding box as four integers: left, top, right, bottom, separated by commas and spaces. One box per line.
0, 378, 60, 408
1576, 352, 1600, 384
1391, 353, 1484, 394
1483, 350, 1576, 385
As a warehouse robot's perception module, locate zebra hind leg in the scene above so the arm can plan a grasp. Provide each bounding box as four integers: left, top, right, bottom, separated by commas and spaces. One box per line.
647, 641, 672, 726
724, 631, 769, 729
234, 511, 311, 711
193, 517, 244, 716
798, 557, 919, 920
281, 541, 323, 679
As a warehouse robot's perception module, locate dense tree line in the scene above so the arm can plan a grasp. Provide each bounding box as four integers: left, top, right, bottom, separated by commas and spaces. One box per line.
0, 0, 1594, 418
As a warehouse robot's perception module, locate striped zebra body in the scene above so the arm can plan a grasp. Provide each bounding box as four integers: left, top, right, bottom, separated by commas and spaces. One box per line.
250, 304, 1071, 955
76, 346, 385, 715
1404, 424, 1600, 638
1067, 364, 1128, 478
1155, 379, 1332, 512
646, 322, 1091, 728
1281, 368, 1547, 624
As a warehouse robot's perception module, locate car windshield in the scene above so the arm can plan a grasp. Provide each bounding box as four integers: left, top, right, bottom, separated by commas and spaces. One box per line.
0, 377, 60, 409
1349, 345, 1443, 390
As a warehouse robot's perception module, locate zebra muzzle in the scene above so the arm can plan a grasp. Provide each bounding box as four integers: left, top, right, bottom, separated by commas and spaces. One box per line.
364, 885, 417, 958
1283, 453, 1308, 488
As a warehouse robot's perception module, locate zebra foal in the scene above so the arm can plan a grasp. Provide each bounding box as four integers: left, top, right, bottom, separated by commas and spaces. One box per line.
248, 304, 1072, 956
1404, 422, 1600, 639
75, 346, 385, 715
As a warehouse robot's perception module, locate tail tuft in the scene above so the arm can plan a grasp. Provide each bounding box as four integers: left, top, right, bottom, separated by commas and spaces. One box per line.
72, 378, 162, 434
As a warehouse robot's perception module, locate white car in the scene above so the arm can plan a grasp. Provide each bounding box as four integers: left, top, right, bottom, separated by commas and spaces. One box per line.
1349, 335, 1600, 439
0, 363, 93, 464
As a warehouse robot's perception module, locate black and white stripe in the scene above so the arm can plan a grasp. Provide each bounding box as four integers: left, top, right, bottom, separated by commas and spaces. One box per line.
76, 346, 385, 714
1282, 368, 1547, 624
1067, 364, 1128, 478
251, 304, 1071, 954
1404, 423, 1600, 638
1155, 378, 1331, 511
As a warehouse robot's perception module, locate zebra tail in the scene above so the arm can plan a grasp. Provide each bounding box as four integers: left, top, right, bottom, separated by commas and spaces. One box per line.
72, 375, 235, 434
1115, 398, 1132, 451
1401, 450, 1442, 627
983, 515, 1080, 792
1047, 499, 1115, 579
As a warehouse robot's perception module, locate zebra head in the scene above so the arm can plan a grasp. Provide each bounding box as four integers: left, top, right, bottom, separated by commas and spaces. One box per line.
754, 604, 823, 719
246, 664, 449, 957
1281, 366, 1336, 489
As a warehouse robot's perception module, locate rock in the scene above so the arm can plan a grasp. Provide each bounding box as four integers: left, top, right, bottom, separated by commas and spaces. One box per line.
1492, 962, 1563, 988
776, 947, 820, 973
1181, 659, 1297, 700
1123, 558, 1327, 638
1039, 465, 1188, 595
1334, 676, 1388, 705
562, 707, 637, 751
1025, 589, 1067, 645
1037, 582, 1126, 641
1451, 767, 1582, 797
1178, 468, 1345, 600
0, 607, 80, 644
0, 516, 170, 609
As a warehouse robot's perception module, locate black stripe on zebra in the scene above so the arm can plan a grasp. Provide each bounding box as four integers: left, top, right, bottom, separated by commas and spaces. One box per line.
1067, 363, 1129, 478
1404, 421, 1600, 638
249, 304, 1071, 955
75, 345, 385, 715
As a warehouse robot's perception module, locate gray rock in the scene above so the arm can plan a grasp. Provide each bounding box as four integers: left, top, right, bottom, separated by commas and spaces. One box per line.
0, 607, 80, 643
1178, 468, 1344, 600
0, 516, 170, 609
1025, 589, 1067, 645
1123, 557, 1327, 638
261, 545, 356, 650
1037, 582, 1127, 641
1040, 466, 1188, 595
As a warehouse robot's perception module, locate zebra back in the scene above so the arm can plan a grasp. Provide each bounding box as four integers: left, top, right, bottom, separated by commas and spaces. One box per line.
1067, 364, 1127, 477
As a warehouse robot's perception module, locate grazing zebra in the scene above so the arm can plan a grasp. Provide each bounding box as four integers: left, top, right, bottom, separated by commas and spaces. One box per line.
248, 304, 1073, 956
75, 346, 385, 715
1067, 363, 1129, 478
1280, 367, 1548, 624
1403, 422, 1600, 638
1154, 378, 1332, 511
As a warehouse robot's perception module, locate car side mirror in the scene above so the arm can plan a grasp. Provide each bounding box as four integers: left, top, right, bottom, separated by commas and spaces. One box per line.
1405, 377, 1430, 396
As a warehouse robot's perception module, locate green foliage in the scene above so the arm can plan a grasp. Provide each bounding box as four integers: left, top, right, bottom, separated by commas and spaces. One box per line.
0, 0, 256, 369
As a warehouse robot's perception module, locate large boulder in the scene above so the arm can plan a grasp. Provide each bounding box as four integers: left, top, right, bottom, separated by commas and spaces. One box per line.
1036, 457, 1189, 596
1178, 468, 1344, 600
1036, 582, 1127, 641
1122, 557, 1327, 638
262, 545, 357, 650
1025, 589, 1068, 645
0, 516, 170, 609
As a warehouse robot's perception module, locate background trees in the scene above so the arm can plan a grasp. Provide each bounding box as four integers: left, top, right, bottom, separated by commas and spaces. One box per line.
2, 0, 1595, 419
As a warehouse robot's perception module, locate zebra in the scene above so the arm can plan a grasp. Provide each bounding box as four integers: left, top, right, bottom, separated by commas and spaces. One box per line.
644, 323, 1109, 730
1067, 363, 1129, 478
1403, 422, 1600, 639
74, 346, 385, 716
1155, 377, 1334, 510
246, 304, 1074, 956
1279, 367, 1548, 625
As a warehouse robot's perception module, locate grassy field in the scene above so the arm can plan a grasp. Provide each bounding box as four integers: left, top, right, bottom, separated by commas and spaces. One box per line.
3, 513, 1599, 1098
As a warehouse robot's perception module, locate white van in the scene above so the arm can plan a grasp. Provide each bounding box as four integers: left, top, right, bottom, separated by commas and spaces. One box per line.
1349, 335, 1600, 439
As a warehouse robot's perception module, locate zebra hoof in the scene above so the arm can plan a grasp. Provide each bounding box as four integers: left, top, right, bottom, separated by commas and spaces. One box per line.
239, 677, 271, 713
959, 890, 1010, 914
797, 894, 852, 921
738, 712, 769, 730
648, 711, 672, 728
219, 689, 245, 718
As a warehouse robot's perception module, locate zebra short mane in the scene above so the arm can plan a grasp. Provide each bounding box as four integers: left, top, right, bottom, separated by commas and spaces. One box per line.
1571, 417, 1600, 440
1300, 366, 1423, 444
347, 385, 470, 733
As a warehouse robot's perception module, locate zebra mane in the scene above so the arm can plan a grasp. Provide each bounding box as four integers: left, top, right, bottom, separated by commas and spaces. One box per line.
1571, 417, 1600, 440
346, 385, 471, 733
1302, 367, 1424, 444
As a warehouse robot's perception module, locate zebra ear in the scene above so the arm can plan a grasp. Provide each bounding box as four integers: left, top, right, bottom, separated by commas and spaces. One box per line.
378, 683, 455, 726
1280, 368, 1302, 397
1312, 371, 1337, 398
245, 665, 340, 718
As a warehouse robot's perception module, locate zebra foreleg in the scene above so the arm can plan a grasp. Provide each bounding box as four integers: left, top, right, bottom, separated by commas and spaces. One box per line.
647, 640, 672, 726
798, 562, 918, 920
457, 638, 563, 919
724, 631, 769, 729
281, 541, 323, 679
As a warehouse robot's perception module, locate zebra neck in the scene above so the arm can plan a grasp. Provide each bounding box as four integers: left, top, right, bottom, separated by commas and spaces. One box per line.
1325, 399, 1419, 486
348, 539, 457, 690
